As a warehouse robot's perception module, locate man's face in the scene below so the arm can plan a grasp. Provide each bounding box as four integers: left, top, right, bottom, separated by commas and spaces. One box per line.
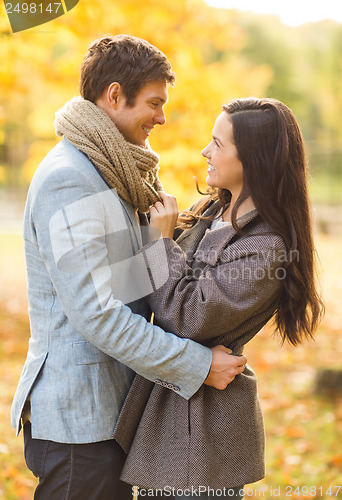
113, 81, 168, 147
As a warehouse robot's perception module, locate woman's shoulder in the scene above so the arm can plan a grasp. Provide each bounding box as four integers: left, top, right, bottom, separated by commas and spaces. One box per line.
237, 215, 287, 256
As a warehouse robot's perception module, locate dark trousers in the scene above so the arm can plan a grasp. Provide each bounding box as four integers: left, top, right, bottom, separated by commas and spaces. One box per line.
23, 422, 133, 500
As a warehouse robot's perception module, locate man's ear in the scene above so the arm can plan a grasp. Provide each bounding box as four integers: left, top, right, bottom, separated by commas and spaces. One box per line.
107, 82, 122, 109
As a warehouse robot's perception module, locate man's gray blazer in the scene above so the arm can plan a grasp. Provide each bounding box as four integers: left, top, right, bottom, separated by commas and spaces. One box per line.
11, 138, 212, 444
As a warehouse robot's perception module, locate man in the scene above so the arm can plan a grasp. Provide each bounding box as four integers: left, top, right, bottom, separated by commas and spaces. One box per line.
11, 35, 246, 499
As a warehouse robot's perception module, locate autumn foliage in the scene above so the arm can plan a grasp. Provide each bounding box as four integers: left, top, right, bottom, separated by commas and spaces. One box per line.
1, 0, 341, 205
0, 1, 342, 498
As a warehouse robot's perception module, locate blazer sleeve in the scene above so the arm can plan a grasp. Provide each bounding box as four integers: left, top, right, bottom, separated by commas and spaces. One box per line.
139, 235, 286, 344
29, 166, 212, 400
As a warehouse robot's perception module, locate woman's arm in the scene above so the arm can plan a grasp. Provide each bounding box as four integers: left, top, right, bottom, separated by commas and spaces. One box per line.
142, 237, 284, 343
143, 193, 285, 345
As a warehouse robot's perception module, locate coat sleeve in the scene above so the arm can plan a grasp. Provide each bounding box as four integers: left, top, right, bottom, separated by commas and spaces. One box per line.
29, 166, 212, 400
139, 235, 286, 345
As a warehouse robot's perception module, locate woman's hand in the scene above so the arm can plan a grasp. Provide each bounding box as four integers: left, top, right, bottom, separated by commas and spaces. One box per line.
149, 192, 179, 239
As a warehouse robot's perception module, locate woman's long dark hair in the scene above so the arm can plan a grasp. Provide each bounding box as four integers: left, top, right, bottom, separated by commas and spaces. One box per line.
179, 97, 324, 346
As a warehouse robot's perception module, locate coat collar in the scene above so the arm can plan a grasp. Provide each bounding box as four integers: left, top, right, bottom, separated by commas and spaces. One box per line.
177, 201, 259, 266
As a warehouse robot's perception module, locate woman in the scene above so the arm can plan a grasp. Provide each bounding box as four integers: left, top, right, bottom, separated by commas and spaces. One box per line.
113, 98, 324, 499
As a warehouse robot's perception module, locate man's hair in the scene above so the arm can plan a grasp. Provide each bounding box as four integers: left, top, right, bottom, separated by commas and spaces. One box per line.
80, 34, 176, 106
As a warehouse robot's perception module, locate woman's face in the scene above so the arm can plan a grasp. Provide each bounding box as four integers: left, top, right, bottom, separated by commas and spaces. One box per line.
202, 112, 243, 195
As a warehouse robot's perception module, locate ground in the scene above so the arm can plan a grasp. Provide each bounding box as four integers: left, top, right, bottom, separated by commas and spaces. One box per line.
0, 231, 341, 500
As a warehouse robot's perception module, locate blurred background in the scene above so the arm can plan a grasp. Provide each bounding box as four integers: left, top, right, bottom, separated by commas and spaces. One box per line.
0, 0, 341, 498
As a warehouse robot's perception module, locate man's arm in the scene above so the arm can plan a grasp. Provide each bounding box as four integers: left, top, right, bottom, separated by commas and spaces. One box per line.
32, 166, 243, 399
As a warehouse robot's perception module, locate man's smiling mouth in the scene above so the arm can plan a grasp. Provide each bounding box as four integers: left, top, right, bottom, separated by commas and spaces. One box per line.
142, 126, 153, 135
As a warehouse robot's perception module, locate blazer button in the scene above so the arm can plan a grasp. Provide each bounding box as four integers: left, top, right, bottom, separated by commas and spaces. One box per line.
167, 383, 174, 389
161, 381, 168, 387
173, 386, 180, 392
154, 379, 162, 385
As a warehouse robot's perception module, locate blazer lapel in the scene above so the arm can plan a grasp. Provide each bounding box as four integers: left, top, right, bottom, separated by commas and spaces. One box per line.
119, 198, 143, 249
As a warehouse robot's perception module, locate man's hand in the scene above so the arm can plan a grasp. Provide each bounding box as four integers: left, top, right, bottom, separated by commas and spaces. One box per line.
205, 345, 247, 390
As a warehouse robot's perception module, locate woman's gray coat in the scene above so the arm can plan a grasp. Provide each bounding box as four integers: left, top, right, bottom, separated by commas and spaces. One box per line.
114, 202, 286, 489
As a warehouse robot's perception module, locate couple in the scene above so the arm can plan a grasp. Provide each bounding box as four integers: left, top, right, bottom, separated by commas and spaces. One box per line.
11, 35, 323, 499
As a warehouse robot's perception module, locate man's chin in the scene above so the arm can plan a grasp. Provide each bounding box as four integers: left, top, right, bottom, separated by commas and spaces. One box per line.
128, 137, 147, 148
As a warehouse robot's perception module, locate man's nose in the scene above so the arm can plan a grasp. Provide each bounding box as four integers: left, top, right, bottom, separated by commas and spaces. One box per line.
154, 108, 166, 125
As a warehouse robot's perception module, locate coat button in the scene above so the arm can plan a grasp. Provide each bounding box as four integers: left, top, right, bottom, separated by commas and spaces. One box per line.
173, 386, 180, 392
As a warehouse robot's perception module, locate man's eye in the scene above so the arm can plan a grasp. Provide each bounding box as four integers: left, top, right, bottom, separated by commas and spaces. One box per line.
151, 103, 158, 108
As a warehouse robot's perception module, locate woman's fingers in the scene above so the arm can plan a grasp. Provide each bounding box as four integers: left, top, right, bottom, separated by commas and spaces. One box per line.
150, 201, 165, 213
149, 193, 179, 239
157, 191, 178, 212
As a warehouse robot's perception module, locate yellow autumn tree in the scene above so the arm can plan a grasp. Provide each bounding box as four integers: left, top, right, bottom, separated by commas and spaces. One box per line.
0, 0, 271, 206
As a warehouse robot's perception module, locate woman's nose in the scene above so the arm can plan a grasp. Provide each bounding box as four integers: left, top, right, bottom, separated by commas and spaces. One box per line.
201, 144, 210, 158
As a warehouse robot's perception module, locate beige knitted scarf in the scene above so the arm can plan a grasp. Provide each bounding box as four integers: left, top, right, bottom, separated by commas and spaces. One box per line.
54, 96, 163, 213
